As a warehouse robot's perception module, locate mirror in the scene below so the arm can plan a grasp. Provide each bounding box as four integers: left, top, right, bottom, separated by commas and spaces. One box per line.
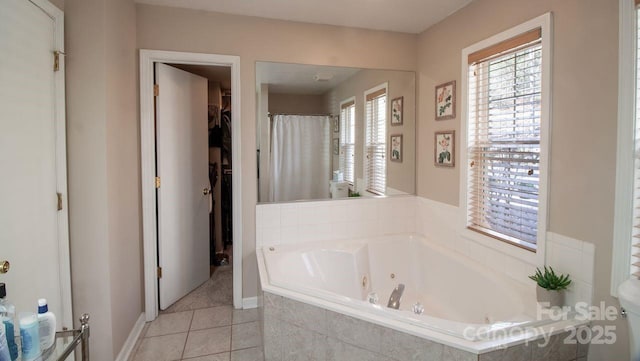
256, 62, 415, 203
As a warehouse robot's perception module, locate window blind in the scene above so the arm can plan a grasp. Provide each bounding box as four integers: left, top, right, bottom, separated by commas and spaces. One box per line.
365, 89, 387, 195
467, 30, 542, 250
632, 6, 640, 279
340, 101, 356, 184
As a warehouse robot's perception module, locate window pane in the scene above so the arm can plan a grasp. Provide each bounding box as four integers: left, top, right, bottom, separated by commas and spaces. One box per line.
467, 42, 542, 249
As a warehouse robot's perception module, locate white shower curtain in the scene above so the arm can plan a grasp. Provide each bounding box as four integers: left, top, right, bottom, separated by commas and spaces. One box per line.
268, 115, 331, 202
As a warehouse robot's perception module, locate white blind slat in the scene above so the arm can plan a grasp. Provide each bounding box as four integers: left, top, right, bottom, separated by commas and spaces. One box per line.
339, 103, 355, 183
633, 8, 640, 279
365, 89, 387, 195
467, 36, 542, 250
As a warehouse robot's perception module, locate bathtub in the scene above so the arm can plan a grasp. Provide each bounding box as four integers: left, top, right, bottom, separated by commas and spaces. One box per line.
256, 234, 589, 354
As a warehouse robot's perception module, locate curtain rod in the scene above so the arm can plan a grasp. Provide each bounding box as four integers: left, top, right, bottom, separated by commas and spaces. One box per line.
268, 112, 336, 118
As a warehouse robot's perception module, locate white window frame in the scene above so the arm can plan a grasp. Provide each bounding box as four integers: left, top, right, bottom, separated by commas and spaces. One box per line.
459, 13, 552, 266
611, 0, 638, 296
339, 97, 356, 184
363, 82, 388, 195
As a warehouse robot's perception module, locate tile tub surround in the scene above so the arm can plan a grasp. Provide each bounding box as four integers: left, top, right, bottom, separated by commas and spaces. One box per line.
256, 196, 417, 247
256, 196, 595, 309
261, 291, 589, 361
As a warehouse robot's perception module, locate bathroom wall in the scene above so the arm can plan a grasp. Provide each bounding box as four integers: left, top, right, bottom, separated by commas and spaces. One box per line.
414, 0, 625, 359
65, 0, 142, 359
323, 69, 416, 195
268, 93, 326, 114
136, 3, 418, 300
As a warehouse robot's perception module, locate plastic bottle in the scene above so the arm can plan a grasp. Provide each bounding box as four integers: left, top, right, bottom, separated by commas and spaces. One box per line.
0, 284, 18, 360
18, 312, 41, 361
0, 325, 11, 361
36, 299, 56, 350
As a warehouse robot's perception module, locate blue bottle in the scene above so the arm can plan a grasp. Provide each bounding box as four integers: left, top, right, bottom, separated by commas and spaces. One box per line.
0, 284, 17, 361
18, 312, 41, 361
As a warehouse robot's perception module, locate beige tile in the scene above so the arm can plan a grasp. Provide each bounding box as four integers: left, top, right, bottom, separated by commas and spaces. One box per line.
532, 332, 577, 361
233, 308, 259, 324
380, 328, 443, 361
164, 268, 233, 313
282, 323, 327, 361
191, 306, 233, 330
146, 311, 194, 337
231, 321, 261, 350
479, 342, 531, 361
327, 337, 384, 361
327, 312, 382, 353
128, 323, 151, 361
183, 327, 232, 359
133, 333, 187, 361
281, 297, 327, 335
230, 347, 264, 361
443, 345, 478, 361
182, 353, 230, 361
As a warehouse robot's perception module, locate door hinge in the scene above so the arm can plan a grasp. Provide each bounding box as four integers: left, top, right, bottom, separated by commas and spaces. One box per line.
57, 192, 63, 211
154, 84, 159, 97
53, 51, 60, 72
157, 267, 162, 279
155, 176, 161, 188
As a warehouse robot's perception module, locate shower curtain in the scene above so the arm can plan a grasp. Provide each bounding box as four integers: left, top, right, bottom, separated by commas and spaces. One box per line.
268, 115, 331, 202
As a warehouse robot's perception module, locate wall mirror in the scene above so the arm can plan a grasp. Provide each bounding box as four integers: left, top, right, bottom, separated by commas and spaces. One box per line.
256, 61, 415, 203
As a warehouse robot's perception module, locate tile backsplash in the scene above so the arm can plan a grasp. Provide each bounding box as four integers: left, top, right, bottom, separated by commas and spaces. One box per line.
256, 195, 595, 306
256, 196, 417, 248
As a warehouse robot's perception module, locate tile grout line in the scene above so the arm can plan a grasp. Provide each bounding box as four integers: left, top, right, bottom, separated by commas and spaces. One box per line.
180, 310, 196, 360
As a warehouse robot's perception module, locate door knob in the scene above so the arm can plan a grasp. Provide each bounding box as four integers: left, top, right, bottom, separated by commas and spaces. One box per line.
203, 188, 210, 196
0, 260, 9, 274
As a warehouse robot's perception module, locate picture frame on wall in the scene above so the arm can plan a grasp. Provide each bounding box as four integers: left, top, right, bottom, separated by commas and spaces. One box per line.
435, 131, 455, 167
391, 96, 403, 125
333, 117, 340, 133
332, 138, 339, 155
435, 81, 456, 121
390, 134, 403, 162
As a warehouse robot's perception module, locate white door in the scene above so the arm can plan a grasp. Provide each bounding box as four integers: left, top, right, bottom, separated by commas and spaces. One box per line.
0, 0, 71, 327
155, 63, 210, 310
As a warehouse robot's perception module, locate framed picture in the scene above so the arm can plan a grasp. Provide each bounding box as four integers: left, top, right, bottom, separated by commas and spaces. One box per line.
435, 131, 455, 167
332, 138, 339, 155
391, 96, 403, 125
333, 117, 340, 133
435, 81, 456, 120
390, 134, 403, 162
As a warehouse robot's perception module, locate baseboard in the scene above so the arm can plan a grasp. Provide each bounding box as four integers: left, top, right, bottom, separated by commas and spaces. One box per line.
242, 296, 258, 309
115, 313, 146, 361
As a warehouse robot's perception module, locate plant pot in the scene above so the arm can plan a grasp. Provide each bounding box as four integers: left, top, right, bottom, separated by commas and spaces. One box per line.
536, 285, 565, 307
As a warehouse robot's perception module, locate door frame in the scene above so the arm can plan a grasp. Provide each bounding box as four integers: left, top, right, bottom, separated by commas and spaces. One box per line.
139, 50, 243, 321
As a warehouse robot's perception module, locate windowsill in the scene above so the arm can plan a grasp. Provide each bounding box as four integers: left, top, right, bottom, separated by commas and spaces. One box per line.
458, 226, 541, 266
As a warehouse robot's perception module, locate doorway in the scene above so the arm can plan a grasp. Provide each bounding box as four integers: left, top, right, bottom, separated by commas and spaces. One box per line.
140, 50, 243, 322
170, 63, 234, 275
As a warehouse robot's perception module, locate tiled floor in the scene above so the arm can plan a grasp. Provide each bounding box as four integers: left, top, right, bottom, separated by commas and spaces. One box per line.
129, 266, 263, 361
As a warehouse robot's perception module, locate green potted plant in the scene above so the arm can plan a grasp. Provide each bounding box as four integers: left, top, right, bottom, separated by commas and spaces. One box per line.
528, 266, 571, 307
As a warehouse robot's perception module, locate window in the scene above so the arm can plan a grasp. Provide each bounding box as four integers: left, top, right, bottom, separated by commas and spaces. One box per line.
464, 22, 549, 252
613, 0, 640, 292
364, 84, 387, 195
339, 99, 356, 184
632, 4, 640, 279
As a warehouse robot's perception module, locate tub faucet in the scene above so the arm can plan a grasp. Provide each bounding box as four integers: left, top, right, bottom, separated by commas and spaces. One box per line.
387, 284, 405, 310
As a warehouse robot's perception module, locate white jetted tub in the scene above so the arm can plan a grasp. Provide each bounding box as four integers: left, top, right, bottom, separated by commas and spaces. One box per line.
256, 234, 587, 353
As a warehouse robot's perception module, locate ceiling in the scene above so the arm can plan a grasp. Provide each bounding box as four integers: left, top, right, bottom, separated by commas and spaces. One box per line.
256, 62, 361, 95
135, 0, 473, 34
